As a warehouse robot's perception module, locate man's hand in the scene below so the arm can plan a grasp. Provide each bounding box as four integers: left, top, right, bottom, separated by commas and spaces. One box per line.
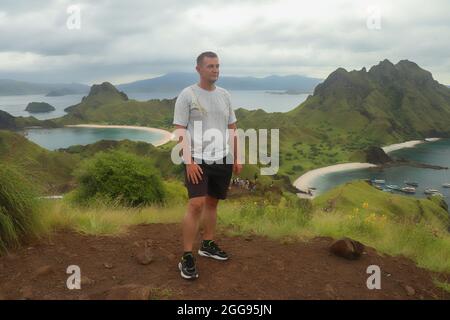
186, 162, 203, 184
233, 163, 243, 175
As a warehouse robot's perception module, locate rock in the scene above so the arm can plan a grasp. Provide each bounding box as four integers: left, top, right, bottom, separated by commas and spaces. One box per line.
135, 248, 154, 265
34, 265, 54, 277
364, 146, 392, 164
103, 263, 113, 269
404, 285, 415, 296
105, 284, 152, 300
329, 238, 365, 260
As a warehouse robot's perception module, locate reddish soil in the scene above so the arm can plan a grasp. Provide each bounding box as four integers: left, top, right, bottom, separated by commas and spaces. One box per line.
0, 223, 449, 300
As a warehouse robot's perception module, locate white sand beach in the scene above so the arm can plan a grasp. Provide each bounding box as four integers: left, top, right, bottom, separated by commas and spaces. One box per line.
65, 124, 175, 147
293, 137, 444, 199
382, 137, 442, 153
381, 140, 425, 153
293, 162, 377, 198
425, 137, 441, 142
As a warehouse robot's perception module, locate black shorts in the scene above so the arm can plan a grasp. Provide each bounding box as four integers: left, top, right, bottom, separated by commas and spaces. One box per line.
183, 154, 233, 200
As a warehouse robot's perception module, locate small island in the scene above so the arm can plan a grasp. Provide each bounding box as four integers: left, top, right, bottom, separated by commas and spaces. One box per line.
25, 102, 56, 113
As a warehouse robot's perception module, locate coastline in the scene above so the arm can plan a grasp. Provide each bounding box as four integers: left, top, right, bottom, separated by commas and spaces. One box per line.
64, 124, 175, 147
293, 137, 443, 199
293, 163, 377, 199
381, 140, 425, 153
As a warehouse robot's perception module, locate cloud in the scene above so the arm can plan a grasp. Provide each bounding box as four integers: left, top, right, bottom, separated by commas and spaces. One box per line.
0, 0, 449, 84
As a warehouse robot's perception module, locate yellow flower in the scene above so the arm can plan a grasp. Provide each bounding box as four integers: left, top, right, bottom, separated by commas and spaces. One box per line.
362, 202, 369, 209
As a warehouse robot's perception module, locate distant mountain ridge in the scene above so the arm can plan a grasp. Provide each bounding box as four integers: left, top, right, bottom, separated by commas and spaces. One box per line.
289, 59, 450, 142
117, 72, 322, 93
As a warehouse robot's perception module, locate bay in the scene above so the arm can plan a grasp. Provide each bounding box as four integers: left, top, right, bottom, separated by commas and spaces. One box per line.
310, 139, 450, 205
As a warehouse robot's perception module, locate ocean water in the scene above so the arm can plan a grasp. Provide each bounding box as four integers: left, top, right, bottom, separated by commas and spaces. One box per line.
0, 90, 308, 120
24, 127, 165, 150
309, 139, 450, 205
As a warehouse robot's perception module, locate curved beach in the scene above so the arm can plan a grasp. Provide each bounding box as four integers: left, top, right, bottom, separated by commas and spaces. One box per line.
382, 138, 442, 153
293, 137, 443, 198
65, 124, 175, 147
381, 140, 424, 153
293, 163, 377, 198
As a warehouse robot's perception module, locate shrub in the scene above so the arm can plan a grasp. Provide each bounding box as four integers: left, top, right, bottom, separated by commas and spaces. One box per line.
72, 150, 166, 207
0, 165, 43, 252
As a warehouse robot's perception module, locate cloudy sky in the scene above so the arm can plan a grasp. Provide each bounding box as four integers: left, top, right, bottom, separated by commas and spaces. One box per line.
1, 0, 449, 85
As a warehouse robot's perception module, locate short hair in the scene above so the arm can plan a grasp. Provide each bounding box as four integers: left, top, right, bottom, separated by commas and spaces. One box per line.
196, 51, 218, 66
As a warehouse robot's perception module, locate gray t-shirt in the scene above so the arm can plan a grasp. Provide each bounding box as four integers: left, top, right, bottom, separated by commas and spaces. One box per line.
173, 84, 237, 161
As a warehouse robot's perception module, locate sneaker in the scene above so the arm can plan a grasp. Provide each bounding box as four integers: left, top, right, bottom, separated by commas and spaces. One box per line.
198, 240, 229, 260
178, 253, 199, 280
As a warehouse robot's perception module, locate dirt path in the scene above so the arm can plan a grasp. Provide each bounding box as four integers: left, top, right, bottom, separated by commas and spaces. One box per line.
0, 224, 448, 300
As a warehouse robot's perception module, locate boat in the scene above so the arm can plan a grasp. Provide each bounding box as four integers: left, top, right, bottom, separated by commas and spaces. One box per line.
404, 181, 419, 187
386, 184, 401, 191
442, 183, 450, 188
426, 191, 444, 197
371, 179, 385, 184
401, 186, 416, 194
424, 188, 439, 195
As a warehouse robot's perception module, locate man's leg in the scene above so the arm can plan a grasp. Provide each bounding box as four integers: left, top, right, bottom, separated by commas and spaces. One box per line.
201, 195, 219, 241
197, 195, 229, 261
182, 196, 206, 252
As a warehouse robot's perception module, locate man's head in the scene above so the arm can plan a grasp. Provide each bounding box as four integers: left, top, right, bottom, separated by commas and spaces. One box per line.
196, 51, 219, 84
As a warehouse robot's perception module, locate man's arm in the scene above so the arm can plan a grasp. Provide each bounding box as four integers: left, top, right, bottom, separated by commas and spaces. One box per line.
175, 124, 203, 184
228, 122, 242, 175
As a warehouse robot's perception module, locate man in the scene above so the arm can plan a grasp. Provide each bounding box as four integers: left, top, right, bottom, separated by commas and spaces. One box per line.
173, 51, 242, 280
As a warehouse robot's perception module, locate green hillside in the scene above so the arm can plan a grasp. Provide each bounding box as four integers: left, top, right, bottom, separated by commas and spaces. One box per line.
0, 110, 60, 130
313, 180, 449, 226
0, 130, 78, 193
54, 82, 174, 128
236, 59, 450, 179
0, 130, 182, 194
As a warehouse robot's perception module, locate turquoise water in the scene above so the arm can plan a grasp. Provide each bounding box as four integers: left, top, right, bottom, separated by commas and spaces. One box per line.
24, 127, 165, 150
309, 139, 450, 205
